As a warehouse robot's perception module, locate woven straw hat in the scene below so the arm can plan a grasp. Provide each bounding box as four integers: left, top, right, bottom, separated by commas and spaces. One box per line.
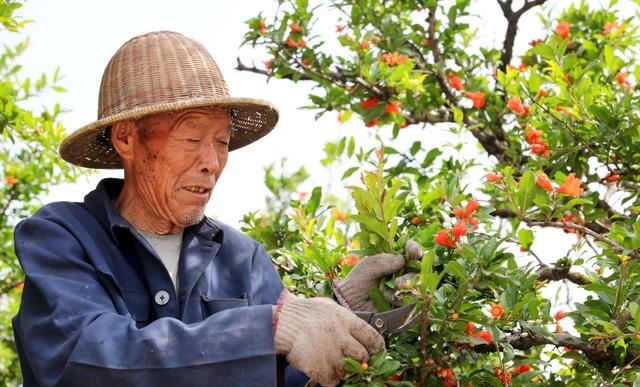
59, 30, 279, 169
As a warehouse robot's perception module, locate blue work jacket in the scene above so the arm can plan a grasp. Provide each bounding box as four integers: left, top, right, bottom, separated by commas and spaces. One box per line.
12, 178, 308, 387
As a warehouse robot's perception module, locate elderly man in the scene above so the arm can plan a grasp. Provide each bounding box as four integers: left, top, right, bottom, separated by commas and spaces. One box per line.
12, 31, 406, 387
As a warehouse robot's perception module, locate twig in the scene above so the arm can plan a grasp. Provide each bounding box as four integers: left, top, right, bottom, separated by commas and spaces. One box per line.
419, 295, 432, 386
526, 220, 639, 259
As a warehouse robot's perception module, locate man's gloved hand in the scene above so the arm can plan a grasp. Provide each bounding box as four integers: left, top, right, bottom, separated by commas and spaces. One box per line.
274, 290, 384, 387
333, 240, 425, 312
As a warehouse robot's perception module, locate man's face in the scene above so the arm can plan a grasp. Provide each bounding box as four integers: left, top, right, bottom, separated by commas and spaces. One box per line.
123, 107, 231, 232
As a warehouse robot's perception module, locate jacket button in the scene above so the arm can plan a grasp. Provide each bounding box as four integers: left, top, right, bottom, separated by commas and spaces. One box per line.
154, 290, 170, 306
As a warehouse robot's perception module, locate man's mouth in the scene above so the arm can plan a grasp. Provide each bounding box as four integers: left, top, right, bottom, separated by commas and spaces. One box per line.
184, 186, 210, 194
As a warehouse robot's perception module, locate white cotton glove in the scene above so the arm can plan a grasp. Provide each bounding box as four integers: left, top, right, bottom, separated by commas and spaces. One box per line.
274, 291, 385, 387
333, 240, 425, 312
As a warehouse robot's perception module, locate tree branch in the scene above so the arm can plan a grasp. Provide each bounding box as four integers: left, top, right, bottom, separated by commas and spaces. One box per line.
472, 327, 625, 369
496, 0, 549, 71
426, 5, 459, 107
236, 58, 286, 78
536, 264, 591, 286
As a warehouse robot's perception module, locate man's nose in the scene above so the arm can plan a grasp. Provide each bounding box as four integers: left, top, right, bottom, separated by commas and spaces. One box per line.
198, 143, 220, 175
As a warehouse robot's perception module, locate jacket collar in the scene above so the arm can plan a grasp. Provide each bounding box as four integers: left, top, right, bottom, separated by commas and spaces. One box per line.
83, 178, 223, 244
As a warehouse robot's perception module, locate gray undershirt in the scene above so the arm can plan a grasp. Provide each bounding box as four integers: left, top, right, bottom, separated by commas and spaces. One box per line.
138, 230, 183, 290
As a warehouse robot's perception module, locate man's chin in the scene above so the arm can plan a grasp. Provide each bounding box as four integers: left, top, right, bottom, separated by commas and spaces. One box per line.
179, 211, 206, 228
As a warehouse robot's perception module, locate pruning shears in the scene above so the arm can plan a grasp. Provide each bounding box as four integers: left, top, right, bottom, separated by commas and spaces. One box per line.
354, 302, 421, 334
303, 304, 420, 387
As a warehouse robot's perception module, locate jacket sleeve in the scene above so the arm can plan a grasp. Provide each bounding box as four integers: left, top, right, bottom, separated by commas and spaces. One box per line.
13, 212, 280, 387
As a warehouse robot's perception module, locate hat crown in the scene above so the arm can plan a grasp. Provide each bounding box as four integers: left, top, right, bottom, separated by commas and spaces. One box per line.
98, 31, 230, 119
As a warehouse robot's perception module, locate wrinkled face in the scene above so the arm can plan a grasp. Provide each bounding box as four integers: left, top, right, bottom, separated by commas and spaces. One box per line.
122, 107, 231, 231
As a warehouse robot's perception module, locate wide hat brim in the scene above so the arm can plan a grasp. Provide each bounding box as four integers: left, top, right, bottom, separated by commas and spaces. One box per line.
59, 97, 279, 169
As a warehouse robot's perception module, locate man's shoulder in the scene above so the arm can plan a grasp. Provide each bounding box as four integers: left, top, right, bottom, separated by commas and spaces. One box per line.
29, 200, 87, 221
14, 200, 97, 243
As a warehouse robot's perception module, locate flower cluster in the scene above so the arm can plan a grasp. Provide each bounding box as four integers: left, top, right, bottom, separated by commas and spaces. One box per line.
358, 96, 405, 128
381, 51, 408, 66
535, 171, 584, 198
436, 367, 456, 387
434, 199, 480, 248
445, 71, 485, 109
286, 21, 306, 49
494, 368, 512, 384
525, 127, 549, 157
338, 255, 359, 266
616, 71, 634, 90
603, 20, 622, 35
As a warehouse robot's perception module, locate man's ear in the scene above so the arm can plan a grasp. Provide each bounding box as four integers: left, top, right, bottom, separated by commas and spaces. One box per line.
110, 121, 137, 162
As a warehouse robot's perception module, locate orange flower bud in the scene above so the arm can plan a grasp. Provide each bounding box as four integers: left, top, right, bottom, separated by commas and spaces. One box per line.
536, 172, 553, 191
447, 72, 465, 91
360, 97, 379, 109
289, 22, 302, 33
555, 21, 570, 39
465, 91, 486, 108
486, 172, 502, 182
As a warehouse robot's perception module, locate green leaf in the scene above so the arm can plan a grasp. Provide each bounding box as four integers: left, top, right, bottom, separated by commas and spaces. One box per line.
422, 148, 443, 168
453, 107, 464, 125
603, 44, 618, 72
344, 357, 364, 374
514, 170, 536, 217
347, 136, 355, 157
410, 141, 421, 156
350, 214, 393, 243
369, 348, 388, 368
528, 42, 555, 60
421, 250, 444, 293
632, 302, 640, 332
369, 287, 391, 312
305, 186, 322, 216
445, 260, 466, 281
377, 359, 401, 375
342, 166, 360, 180
517, 229, 534, 250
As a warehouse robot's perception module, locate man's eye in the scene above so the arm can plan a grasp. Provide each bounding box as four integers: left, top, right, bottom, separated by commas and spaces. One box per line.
186, 138, 201, 143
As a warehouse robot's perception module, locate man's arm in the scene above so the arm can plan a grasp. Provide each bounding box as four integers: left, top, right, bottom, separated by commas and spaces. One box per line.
13, 213, 278, 387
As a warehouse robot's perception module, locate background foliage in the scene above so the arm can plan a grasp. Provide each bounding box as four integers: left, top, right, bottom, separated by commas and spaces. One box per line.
0, 1, 84, 384
239, 0, 640, 385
